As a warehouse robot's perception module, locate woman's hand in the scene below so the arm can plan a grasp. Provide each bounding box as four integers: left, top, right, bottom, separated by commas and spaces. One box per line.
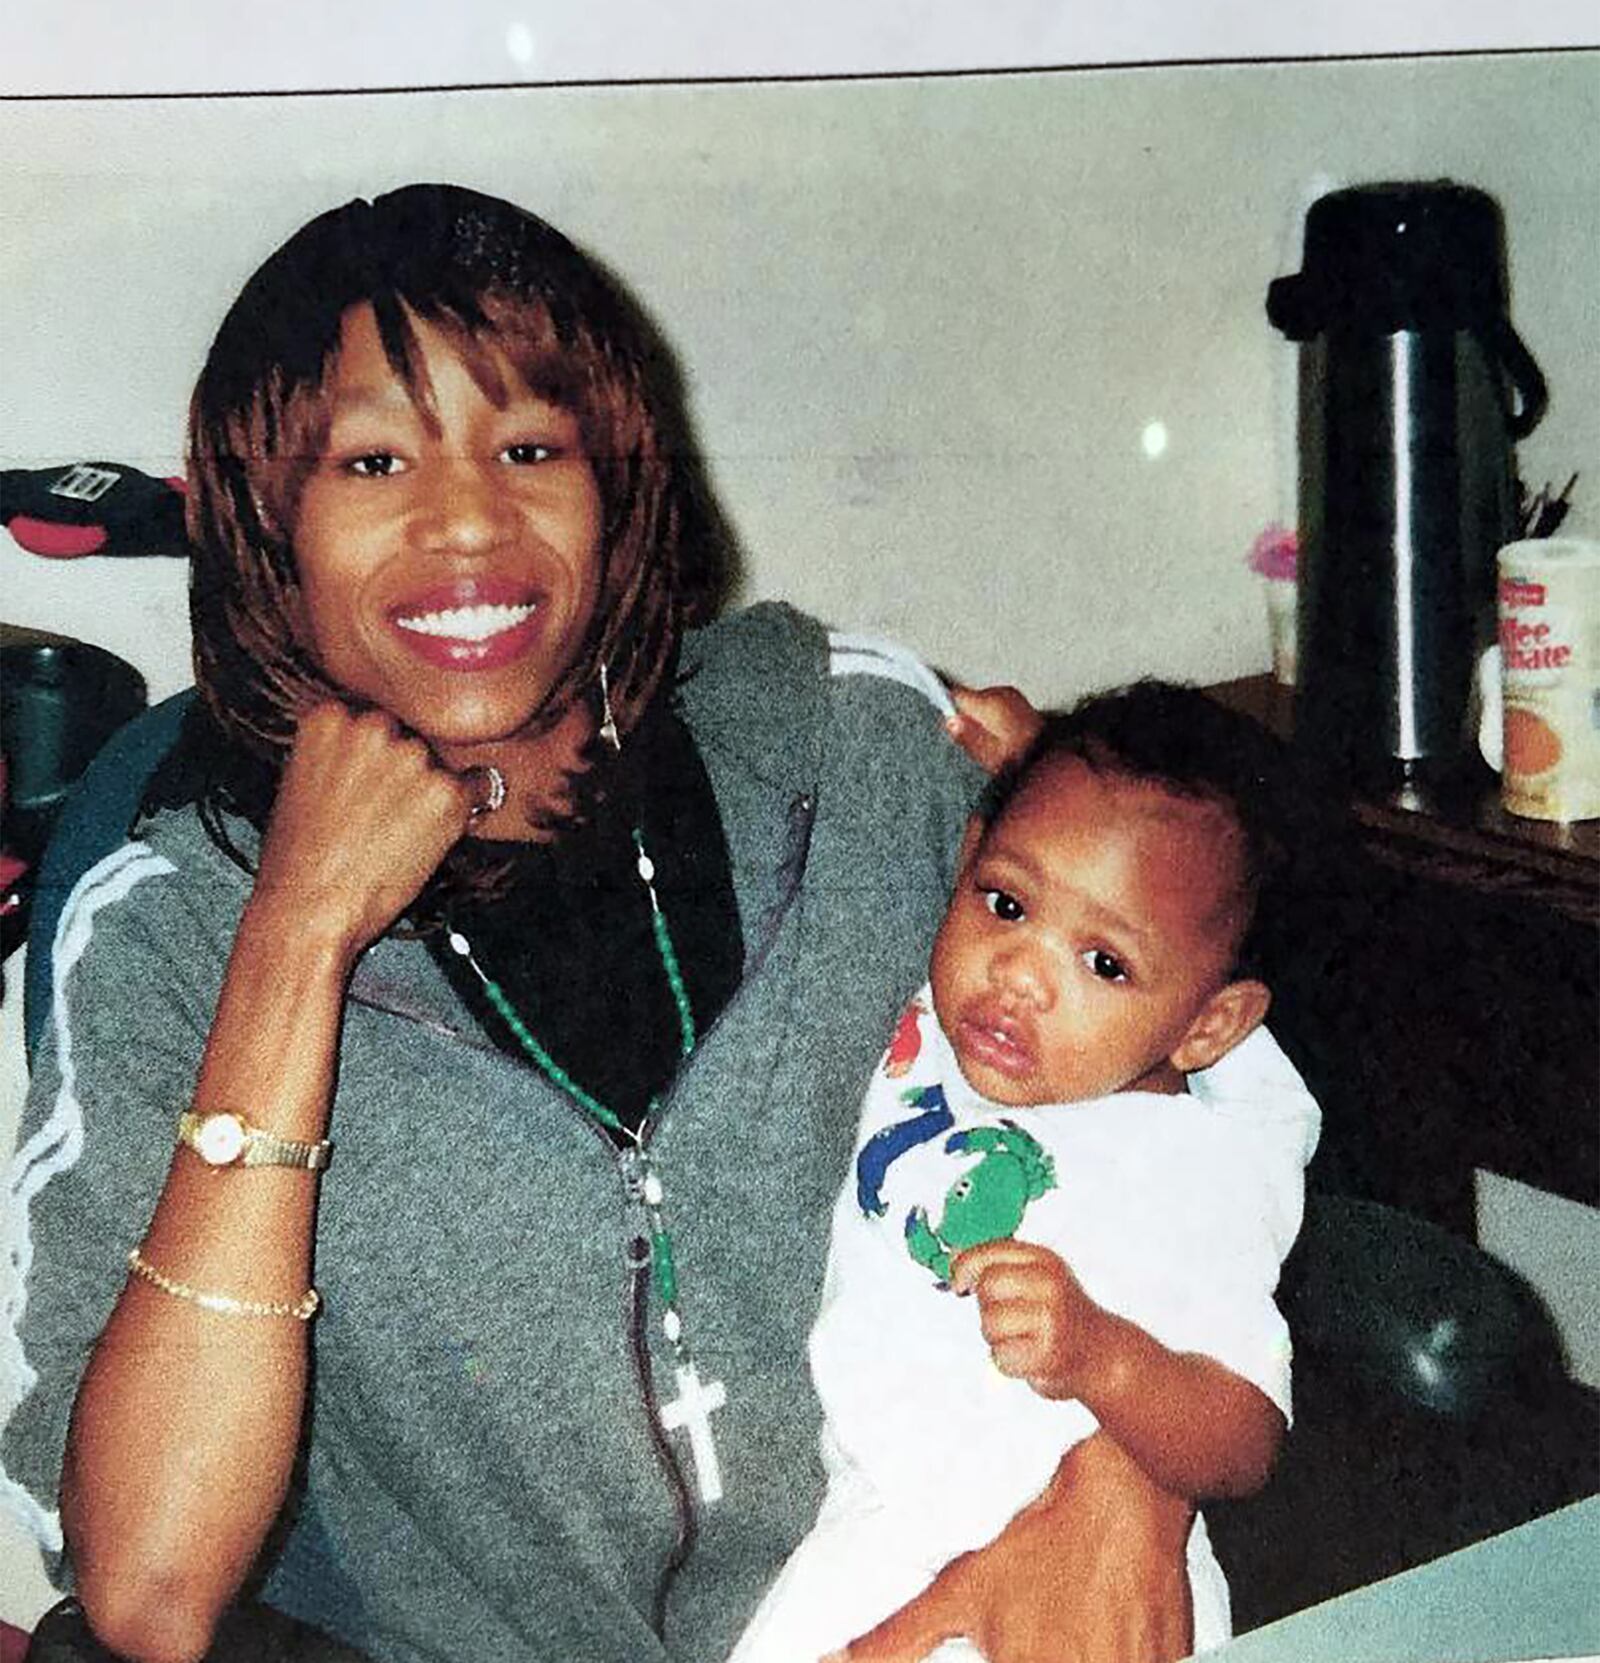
251, 702, 475, 960
836, 1433, 1194, 1663
945, 683, 1043, 776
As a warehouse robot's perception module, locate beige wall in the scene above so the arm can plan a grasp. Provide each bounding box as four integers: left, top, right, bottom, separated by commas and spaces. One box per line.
3, 53, 1597, 1626
4, 56, 1597, 700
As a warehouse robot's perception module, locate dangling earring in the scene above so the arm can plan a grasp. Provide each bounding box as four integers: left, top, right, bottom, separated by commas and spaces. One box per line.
598, 663, 622, 753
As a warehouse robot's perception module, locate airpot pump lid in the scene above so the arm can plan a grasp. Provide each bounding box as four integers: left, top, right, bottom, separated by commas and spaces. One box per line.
1267, 180, 1510, 340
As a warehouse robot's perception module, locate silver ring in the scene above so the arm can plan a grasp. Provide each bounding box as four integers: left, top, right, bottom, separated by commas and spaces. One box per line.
466, 764, 507, 819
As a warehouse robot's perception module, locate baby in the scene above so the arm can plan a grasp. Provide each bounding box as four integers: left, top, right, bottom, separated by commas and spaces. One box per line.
730, 680, 1322, 1663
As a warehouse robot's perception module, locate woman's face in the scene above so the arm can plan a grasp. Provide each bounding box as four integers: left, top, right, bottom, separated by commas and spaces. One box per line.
290, 304, 605, 751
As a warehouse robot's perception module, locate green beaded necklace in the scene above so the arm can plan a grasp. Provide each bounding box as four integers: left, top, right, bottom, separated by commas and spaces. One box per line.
445, 697, 727, 1503
448, 827, 694, 1135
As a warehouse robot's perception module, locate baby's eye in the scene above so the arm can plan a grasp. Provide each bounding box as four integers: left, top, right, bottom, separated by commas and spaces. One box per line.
981, 888, 1024, 923
500, 441, 558, 466
1081, 948, 1129, 983
344, 451, 405, 479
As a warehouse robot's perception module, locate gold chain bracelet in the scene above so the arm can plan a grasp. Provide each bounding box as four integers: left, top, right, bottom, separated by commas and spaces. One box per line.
126, 1248, 320, 1321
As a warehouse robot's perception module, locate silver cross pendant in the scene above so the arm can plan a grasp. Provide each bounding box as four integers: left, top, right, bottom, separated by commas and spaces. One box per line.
660, 1361, 727, 1505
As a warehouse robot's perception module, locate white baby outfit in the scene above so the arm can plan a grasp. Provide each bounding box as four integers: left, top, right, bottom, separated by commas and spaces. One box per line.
729, 987, 1320, 1663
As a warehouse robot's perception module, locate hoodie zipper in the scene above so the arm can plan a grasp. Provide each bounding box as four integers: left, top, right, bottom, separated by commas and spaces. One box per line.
626, 787, 817, 1630
620, 1155, 699, 1633
365, 788, 819, 1635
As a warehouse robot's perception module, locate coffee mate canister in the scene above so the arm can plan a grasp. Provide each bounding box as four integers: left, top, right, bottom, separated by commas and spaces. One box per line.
1495, 537, 1600, 821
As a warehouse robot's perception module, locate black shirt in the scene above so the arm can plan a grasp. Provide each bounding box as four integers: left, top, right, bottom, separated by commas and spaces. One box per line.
429, 701, 743, 1139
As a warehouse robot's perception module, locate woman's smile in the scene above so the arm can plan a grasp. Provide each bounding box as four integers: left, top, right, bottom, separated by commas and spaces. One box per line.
290, 304, 605, 749
388, 575, 547, 669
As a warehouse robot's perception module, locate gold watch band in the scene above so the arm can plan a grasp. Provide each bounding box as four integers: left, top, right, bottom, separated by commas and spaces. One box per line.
177, 1111, 332, 1171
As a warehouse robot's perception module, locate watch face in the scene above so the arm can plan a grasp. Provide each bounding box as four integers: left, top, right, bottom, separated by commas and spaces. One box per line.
196, 1113, 247, 1165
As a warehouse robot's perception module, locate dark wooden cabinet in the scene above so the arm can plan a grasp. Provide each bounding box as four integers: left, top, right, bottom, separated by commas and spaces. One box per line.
1206, 675, 1598, 1239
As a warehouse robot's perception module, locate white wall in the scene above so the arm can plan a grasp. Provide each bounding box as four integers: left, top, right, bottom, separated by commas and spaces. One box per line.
3, 52, 1597, 1629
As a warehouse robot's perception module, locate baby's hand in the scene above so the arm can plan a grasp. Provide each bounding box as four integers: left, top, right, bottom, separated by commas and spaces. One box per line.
945, 682, 1042, 776
948, 1239, 1104, 1401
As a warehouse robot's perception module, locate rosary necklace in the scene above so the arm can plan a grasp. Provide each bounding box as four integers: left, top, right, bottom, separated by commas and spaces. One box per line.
446, 671, 727, 1504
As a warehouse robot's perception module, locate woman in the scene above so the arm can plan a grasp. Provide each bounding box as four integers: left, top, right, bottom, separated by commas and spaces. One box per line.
3, 185, 1245, 1663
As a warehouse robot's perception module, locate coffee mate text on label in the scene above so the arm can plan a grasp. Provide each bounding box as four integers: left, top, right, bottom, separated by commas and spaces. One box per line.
1495, 538, 1600, 822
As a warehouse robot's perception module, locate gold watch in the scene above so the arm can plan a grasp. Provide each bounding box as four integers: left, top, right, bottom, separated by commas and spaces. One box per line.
177, 1111, 332, 1171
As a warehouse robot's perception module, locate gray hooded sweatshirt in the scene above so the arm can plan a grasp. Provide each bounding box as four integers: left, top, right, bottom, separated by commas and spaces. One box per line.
1, 603, 984, 1662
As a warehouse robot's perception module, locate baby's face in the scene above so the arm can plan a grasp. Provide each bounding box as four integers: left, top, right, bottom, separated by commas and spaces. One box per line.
929, 755, 1249, 1106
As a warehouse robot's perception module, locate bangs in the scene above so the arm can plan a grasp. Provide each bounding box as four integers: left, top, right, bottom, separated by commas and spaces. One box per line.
254, 286, 605, 531
367, 289, 593, 423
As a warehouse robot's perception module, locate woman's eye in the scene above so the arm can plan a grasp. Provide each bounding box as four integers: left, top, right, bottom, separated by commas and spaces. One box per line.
1081, 948, 1129, 983
501, 441, 557, 466
981, 888, 1024, 923
344, 452, 404, 478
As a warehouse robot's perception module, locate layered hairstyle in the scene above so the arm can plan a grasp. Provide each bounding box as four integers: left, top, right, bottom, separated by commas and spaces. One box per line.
186, 182, 731, 775
977, 680, 1319, 984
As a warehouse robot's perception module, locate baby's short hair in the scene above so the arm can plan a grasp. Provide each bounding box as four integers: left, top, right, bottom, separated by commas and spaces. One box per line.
978, 680, 1309, 982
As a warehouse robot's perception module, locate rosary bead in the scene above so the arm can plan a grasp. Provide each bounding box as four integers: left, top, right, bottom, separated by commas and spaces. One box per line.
653, 1230, 679, 1308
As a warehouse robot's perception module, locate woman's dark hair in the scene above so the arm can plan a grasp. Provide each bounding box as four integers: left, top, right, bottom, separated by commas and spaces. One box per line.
978, 680, 1318, 983
179, 183, 732, 846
